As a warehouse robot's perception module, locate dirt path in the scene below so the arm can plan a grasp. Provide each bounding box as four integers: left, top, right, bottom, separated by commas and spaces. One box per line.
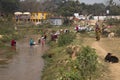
0, 37, 47, 80
91, 41, 120, 80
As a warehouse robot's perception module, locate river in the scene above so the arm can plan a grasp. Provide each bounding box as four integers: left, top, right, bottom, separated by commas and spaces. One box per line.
0, 37, 46, 80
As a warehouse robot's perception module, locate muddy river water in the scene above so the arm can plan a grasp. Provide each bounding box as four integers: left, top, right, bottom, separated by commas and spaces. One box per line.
0, 39, 46, 80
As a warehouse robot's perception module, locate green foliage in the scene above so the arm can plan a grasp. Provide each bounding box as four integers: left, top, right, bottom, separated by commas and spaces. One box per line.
106, 0, 120, 15
57, 1, 107, 16
57, 0, 81, 16
0, 34, 20, 43
58, 66, 81, 80
0, 0, 19, 15
56, 46, 100, 80
42, 43, 102, 80
110, 6, 120, 15
106, 18, 120, 25
0, 21, 22, 42
58, 33, 75, 46
77, 46, 99, 80
114, 27, 120, 37
66, 47, 73, 55
42, 27, 102, 80
82, 3, 105, 16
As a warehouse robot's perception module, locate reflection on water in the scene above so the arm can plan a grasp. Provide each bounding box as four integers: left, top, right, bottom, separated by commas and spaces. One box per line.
0, 42, 45, 80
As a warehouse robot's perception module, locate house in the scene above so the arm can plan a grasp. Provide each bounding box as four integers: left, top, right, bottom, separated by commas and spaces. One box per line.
14, 11, 49, 24
49, 17, 63, 26
14, 12, 23, 22
23, 12, 31, 21
30, 12, 48, 22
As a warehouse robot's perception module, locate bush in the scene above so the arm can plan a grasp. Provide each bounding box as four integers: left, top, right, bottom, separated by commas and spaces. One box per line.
58, 33, 75, 46
106, 18, 120, 25
42, 44, 102, 80
58, 46, 101, 80
115, 27, 120, 37
66, 47, 73, 55
77, 46, 100, 80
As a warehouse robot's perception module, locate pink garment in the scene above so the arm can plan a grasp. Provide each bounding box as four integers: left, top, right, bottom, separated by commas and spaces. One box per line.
107, 25, 112, 28
41, 37, 45, 46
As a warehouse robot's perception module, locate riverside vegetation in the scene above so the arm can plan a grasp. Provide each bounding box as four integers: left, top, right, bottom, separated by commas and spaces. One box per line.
42, 29, 106, 80
0, 20, 19, 63
0, 20, 36, 64
41, 18, 120, 80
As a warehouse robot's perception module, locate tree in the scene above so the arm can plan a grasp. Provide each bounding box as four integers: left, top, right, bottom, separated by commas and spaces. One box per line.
19, 0, 41, 12
0, 0, 19, 15
78, 3, 106, 16
92, 3, 106, 16
57, 0, 81, 16
106, 0, 120, 15
40, 0, 56, 12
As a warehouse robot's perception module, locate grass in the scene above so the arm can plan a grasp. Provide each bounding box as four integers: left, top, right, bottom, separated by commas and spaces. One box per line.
41, 29, 104, 80
42, 46, 70, 80
0, 20, 118, 79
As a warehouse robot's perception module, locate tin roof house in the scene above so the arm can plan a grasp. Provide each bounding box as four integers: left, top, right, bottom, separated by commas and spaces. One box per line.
49, 17, 63, 26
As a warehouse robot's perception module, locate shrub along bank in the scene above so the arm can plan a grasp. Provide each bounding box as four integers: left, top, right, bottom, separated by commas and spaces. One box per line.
42, 32, 103, 80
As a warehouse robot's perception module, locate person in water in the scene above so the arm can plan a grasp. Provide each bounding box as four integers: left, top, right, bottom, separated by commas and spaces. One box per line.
11, 39, 16, 46
29, 38, 35, 46
11, 39, 16, 50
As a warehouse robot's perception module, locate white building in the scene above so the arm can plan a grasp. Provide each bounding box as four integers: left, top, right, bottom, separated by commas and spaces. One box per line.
49, 17, 63, 26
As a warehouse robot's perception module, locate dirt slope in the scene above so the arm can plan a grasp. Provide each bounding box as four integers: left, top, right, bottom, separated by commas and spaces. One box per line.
86, 38, 120, 80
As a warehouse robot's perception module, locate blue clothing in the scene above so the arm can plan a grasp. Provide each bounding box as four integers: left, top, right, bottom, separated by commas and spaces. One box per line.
30, 39, 34, 46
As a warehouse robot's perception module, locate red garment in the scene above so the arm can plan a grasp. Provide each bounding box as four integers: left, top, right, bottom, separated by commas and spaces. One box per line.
11, 40, 16, 46
76, 26, 79, 31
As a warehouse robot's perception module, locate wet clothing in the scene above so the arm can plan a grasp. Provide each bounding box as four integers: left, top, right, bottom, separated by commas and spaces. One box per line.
41, 37, 45, 47
51, 34, 57, 41
38, 38, 41, 44
76, 26, 79, 32
11, 40, 16, 46
30, 39, 34, 46
44, 34, 47, 40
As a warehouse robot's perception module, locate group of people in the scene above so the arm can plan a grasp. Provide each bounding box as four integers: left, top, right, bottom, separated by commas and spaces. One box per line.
74, 22, 114, 41
95, 23, 114, 41
10, 33, 47, 50
30, 34, 46, 47
10, 23, 111, 50
50, 29, 69, 41
74, 23, 102, 41
75, 25, 94, 32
